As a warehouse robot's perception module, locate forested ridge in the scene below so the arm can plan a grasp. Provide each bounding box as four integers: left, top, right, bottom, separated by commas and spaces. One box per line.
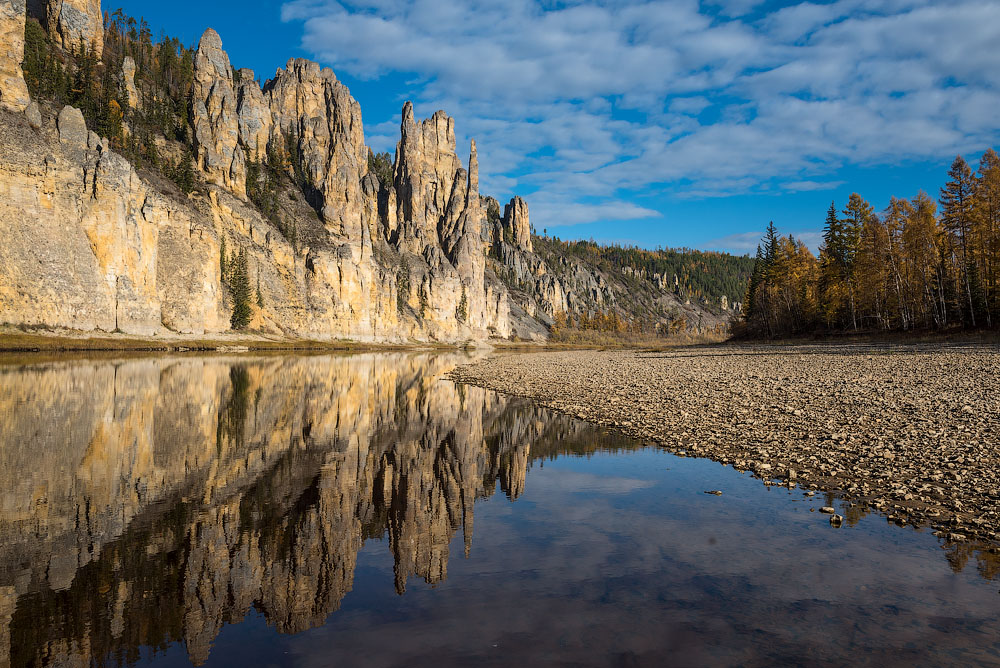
740, 150, 1000, 338
534, 237, 754, 309
22, 9, 199, 189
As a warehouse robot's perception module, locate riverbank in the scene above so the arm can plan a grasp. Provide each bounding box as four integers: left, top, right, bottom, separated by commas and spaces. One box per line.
450, 344, 1000, 544
0, 326, 474, 354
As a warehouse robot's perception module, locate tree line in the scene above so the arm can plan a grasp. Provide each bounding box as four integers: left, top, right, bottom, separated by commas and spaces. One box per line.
534, 237, 755, 310
740, 149, 1000, 337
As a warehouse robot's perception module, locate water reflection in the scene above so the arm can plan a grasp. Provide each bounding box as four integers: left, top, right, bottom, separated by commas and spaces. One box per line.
0, 353, 633, 667
1, 353, 999, 667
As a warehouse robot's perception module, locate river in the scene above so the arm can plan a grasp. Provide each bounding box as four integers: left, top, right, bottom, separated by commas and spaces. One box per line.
0, 353, 998, 667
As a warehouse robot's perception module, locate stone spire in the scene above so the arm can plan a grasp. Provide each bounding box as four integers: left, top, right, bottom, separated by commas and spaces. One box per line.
192, 28, 246, 196
502, 196, 533, 253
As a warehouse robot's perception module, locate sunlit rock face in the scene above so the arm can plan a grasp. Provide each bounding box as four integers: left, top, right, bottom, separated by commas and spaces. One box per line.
0, 0, 30, 112
0, 108, 164, 334
30, 0, 103, 58
0, 8, 726, 341
383, 103, 510, 338
0, 353, 604, 667
265, 58, 367, 240
193, 29, 246, 197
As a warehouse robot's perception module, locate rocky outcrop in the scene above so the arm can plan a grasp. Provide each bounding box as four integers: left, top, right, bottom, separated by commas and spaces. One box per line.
381, 104, 509, 337
121, 55, 137, 109
502, 196, 533, 252
265, 58, 367, 240
0, 0, 30, 112
33, 0, 103, 58
235, 68, 269, 160
192, 29, 246, 196
0, 15, 729, 342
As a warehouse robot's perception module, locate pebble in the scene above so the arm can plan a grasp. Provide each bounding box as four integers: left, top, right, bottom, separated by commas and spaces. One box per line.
450, 344, 1000, 546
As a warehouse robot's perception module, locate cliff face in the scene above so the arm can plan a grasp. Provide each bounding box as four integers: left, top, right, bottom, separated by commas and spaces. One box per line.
0, 0, 29, 112
0, 6, 732, 342
29, 0, 102, 58
0, 353, 605, 666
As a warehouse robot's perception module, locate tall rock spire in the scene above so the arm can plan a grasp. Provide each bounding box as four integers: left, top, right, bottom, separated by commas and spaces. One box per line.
192, 28, 246, 197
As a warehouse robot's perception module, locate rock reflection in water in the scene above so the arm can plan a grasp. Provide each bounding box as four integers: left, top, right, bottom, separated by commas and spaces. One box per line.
0, 353, 633, 668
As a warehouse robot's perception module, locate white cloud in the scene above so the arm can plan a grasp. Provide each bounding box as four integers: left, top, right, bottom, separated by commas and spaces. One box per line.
281, 0, 1000, 231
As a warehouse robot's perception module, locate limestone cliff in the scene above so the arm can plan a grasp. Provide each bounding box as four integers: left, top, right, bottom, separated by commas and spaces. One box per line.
29, 0, 102, 58
0, 0, 29, 112
0, 6, 735, 342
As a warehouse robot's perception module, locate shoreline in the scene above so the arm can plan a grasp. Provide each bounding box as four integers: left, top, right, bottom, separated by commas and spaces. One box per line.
449, 345, 1000, 547
0, 326, 487, 355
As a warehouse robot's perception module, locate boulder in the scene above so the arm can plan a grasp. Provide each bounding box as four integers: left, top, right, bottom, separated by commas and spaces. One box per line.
57, 105, 87, 147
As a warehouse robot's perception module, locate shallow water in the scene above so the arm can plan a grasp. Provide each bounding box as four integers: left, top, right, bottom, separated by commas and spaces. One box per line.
0, 353, 998, 667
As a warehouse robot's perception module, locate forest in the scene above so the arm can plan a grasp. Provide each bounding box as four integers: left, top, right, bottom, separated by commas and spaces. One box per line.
740, 151, 1000, 338
534, 237, 755, 309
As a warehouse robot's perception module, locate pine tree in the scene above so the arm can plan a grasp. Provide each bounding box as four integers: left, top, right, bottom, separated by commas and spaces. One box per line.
456, 285, 468, 323
256, 272, 264, 309
763, 221, 779, 274
229, 248, 252, 329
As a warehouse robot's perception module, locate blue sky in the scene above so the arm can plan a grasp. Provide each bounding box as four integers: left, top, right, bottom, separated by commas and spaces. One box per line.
111, 0, 1000, 255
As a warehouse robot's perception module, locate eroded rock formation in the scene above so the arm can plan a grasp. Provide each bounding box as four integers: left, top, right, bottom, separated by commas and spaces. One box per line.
193, 29, 246, 196
32, 0, 103, 58
0, 0, 30, 112
503, 196, 533, 252
0, 7, 730, 342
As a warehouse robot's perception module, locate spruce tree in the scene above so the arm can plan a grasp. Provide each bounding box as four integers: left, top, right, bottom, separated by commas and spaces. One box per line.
219, 235, 228, 280
229, 248, 252, 329
456, 285, 468, 323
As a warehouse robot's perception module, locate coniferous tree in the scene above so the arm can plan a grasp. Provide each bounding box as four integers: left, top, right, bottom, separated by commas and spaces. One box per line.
229, 248, 252, 330
975, 149, 1000, 323
456, 285, 468, 323
219, 235, 228, 281
940, 156, 979, 325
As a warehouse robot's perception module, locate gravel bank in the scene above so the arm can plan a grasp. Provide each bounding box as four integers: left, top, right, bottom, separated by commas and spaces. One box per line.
450, 344, 1000, 544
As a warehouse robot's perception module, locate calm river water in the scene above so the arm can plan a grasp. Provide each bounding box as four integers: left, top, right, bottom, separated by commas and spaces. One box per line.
0, 353, 998, 667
